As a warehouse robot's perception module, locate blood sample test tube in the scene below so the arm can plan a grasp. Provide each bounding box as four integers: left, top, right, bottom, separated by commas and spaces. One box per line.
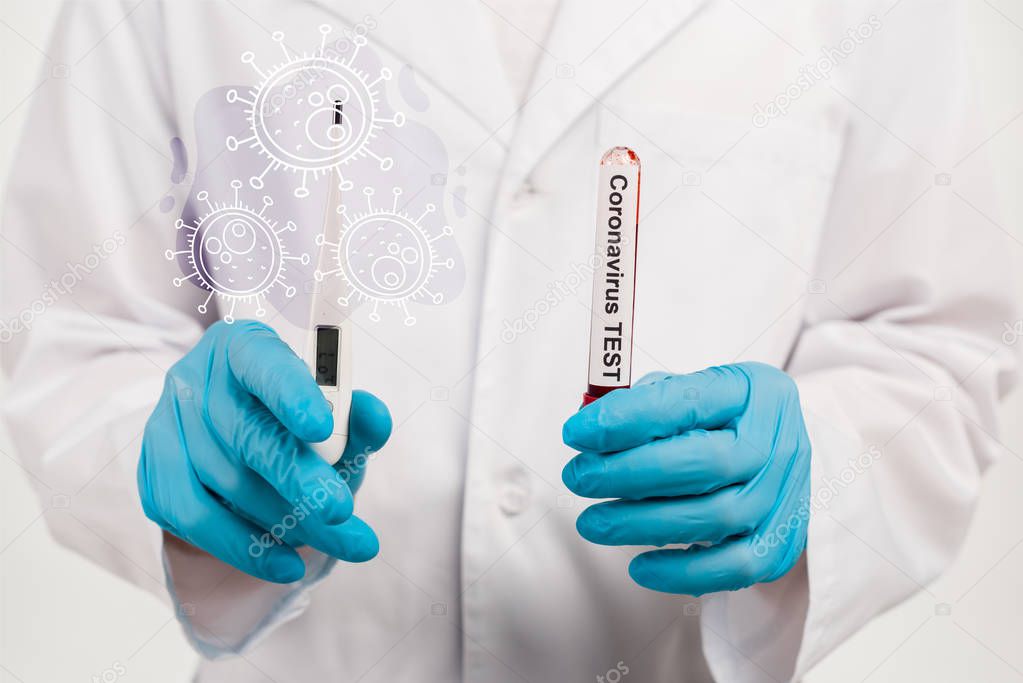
583, 146, 641, 406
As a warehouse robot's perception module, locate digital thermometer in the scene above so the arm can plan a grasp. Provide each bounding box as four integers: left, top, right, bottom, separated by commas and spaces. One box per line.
583, 146, 641, 406
305, 103, 353, 464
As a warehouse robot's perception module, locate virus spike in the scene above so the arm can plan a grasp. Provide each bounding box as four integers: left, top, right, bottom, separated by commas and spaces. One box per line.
319, 25, 331, 54
417, 204, 436, 223
173, 272, 199, 286
198, 290, 215, 314
251, 162, 273, 190
258, 195, 273, 217
226, 89, 255, 107
295, 171, 310, 199
240, 51, 267, 79
429, 225, 455, 242
399, 301, 415, 326
274, 31, 292, 61
226, 134, 257, 152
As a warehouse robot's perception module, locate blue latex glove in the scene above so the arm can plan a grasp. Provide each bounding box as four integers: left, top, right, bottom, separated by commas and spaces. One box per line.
137, 320, 391, 583
562, 362, 811, 595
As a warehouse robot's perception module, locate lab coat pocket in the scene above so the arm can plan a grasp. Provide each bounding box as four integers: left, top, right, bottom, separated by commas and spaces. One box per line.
598, 111, 844, 371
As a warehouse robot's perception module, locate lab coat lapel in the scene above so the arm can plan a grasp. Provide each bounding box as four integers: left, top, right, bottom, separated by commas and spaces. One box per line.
306, 0, 517, 138
501, 0, 712, 192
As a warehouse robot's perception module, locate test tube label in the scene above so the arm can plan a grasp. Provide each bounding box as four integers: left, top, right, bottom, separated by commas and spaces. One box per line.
587, 161, 640, 390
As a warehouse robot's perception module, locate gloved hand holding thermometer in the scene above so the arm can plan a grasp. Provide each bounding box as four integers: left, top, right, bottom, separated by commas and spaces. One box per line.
138, 106, 390, 582
564, 148, 811, 595
137, 321, 391, 583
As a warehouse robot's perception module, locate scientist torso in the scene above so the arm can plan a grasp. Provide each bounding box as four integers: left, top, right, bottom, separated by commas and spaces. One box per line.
2, 0, 1006, 681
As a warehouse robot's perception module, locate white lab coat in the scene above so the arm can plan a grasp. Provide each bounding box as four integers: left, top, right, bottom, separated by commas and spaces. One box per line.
2, 1, 1016, 681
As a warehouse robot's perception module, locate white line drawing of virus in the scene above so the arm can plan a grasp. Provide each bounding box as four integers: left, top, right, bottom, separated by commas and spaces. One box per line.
225, 25, 406, 198
316, 187, 454, 326
166, 180, 310, 323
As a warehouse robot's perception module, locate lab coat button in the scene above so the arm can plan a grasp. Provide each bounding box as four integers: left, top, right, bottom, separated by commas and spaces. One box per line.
497, 470, 532, 516
512, 179, 537, 203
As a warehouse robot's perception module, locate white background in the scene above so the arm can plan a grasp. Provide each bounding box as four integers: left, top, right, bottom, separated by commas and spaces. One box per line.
1, 1, 1021, 681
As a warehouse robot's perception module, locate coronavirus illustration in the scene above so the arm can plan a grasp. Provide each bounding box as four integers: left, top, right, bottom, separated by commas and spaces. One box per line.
166, 180, 310, 322
225, 25, 406, 198
315, 186, 454, 325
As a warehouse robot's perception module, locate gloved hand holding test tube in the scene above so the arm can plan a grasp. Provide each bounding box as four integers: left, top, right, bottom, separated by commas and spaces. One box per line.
565, 146, 812, 597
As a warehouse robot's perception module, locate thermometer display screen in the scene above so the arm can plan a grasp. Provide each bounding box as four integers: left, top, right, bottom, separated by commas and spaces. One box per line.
315, 327, 340, 387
